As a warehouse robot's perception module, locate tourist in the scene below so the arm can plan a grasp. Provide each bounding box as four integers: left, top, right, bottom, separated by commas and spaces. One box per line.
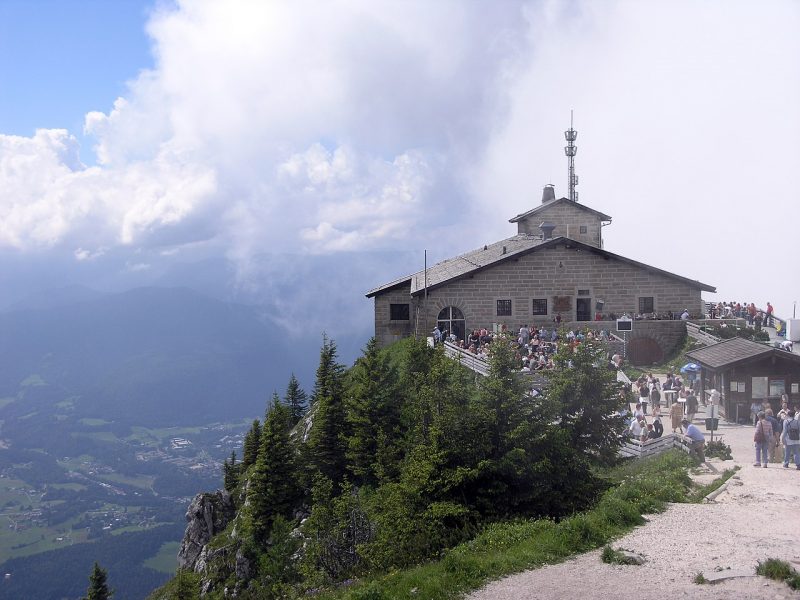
638, 382, 650, 415
633, 402, 644, 421
750, 399, 764, 427
685, 391, 698, 425
682, 418, 705, 462
781, 410, 800, 469
753, 411, 773, 468
670, 400, 684, 434
432, 325, 442, 345
629, 417, 645, 440
766, 301, 774, 327
778, 398, 791, 421
650, 385, 661, 413
765, 409, 781, 463
652, 414, 664, 438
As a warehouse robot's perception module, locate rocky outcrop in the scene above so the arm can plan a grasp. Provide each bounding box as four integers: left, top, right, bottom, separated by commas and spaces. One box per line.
178, 490, 236, 570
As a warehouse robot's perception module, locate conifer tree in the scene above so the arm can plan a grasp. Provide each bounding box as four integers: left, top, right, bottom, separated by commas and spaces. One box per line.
83, 562, 112, 600
249, 397, 296, 543
307, 336, 348, 485
284, 373, 308, 425
241, 419, 262, 470
223, 450, 239, 493
345, 337, 401, 485
478, 333, 533, 458
546, 338, 626, 464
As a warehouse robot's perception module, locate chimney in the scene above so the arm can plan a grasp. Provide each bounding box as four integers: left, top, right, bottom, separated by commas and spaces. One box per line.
541, 184, 555, 204
539, 222, 556, 240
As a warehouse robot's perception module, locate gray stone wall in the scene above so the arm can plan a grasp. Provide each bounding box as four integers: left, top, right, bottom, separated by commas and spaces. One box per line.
373, 286, 417, 346
516, 202, 604, 247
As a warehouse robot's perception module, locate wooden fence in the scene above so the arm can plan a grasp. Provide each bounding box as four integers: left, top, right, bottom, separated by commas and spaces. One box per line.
618, 433, 692, 459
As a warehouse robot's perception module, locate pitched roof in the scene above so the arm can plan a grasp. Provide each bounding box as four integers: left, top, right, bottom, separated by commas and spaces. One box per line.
365, 234, 546, 298
685, 337, 800, 370
509, 197, 612, 223
366, 236, 716, 298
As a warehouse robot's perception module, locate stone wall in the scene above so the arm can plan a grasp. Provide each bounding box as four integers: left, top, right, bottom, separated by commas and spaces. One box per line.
373, 285, 417, 346
516, 201, 604, 247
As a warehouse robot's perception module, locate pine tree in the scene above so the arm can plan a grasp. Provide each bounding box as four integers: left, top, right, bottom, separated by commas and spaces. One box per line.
284, 373, 308, 425
307, 336, 348, 485
546, 338, 626, 464
249, 398, 296, 543
241, 419, 262, 470
345, 337, 401, 485
223, 450, 239, 493
83, 562, 112, 600
478, 333, 533, 458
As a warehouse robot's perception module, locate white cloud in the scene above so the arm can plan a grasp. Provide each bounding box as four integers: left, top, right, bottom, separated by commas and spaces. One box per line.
0, 0, 798, 316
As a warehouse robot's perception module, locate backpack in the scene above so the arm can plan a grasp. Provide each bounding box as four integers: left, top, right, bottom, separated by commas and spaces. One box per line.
789, 419, 800, 442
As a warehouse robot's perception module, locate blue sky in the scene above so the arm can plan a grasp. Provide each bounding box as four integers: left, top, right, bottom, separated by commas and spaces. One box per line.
0, 0, 153, 145
0, 0, 798, 325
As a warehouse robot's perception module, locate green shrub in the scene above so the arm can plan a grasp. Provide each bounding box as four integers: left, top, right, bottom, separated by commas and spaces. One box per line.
756, 558, 795, 581
705, 440, 732, 460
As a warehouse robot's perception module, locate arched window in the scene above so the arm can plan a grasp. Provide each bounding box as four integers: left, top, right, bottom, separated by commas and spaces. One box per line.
437, 306, 466, 342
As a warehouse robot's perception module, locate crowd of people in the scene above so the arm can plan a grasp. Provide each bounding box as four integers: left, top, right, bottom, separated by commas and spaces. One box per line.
707, 300, 774, 327
621, 371, 707, 461
752, 396, 800, 468
432, 323, 616, 372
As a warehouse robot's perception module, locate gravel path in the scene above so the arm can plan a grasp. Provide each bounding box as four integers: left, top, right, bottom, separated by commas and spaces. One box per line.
467, 405, 800, 600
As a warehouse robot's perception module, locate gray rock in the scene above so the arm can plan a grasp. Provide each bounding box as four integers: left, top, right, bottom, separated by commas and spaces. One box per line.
178, 490, 236, 570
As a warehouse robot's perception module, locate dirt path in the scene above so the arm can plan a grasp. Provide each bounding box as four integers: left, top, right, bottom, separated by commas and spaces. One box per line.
466, 405, 800, 600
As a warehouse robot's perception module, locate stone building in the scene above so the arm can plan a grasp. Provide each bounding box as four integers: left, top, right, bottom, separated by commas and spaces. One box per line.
366, 186, 715, 354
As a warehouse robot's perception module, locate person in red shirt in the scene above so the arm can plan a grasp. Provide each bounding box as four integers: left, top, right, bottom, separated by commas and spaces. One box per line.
766, 302, 774, 327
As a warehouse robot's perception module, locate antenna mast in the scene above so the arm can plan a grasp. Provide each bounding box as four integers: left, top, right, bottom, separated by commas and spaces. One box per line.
564, 110, 578, 202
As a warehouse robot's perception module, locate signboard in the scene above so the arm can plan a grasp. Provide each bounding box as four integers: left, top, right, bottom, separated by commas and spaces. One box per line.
616, 318, 633, 332
707, 405, 720, 419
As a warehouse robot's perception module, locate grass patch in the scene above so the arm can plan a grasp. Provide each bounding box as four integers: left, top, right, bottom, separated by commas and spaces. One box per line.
689, 467, 739, 502
693, 572, 707, 584
78, 417, 112, 426
315, 451, 694, 600
756, 558, 800, 589
601, 546, 642, 565
756, 558, 794, 580
143, 541, 181, 574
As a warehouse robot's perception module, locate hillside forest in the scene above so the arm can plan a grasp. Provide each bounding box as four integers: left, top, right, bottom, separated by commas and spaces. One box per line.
150, 333, 627, 598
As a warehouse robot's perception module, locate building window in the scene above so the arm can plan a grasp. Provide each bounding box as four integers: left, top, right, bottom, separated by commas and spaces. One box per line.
577, 289, 590, 297
769, 379, 785, 397
752, 376, 768, 398
437, 306, 466, 342
531, 298, 548, 315
390, 303, 410, 321
579, 225, 587, 234
639, 296, 654, 314
496, 299, 512, 316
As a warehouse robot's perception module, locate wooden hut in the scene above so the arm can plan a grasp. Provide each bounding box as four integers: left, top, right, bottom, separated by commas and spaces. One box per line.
686, 337, 800, 424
